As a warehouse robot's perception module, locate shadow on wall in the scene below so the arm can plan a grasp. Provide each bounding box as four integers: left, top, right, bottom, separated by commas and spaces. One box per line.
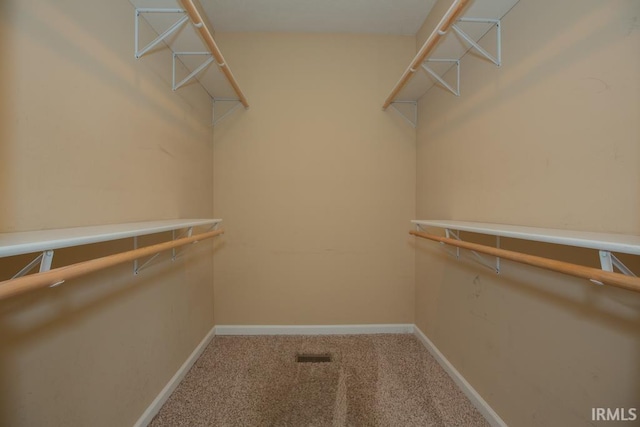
414, 235, 640, 329
0, 0, 14, 232
0, 0, 217, 230
413, 234, 640, 409
422, 1, 636, 140
0, 236, 222, 425
0, 0, 210, 153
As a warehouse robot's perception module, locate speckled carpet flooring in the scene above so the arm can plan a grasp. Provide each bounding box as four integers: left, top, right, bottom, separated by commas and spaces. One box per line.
150, 334, 489, 426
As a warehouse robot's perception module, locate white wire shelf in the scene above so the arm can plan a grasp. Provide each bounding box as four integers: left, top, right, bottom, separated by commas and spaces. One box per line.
129, 0, 248, 124
0, 219, 222, 258
1, 219, 222, 281
412, 219, 640, 284
411, 220, 640, 255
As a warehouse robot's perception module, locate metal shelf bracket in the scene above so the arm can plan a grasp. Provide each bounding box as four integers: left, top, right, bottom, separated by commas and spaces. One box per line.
171, 227, 194, 261
172, 52, 214, 91
598, 250, 636, 275
447, 229, 500, 273
135, 8, 188, 59
133, 223, 220, 275
453, 18, 502, 67
422, 59, 460, 97
390, 101, 418, 128
416, 224, 500, 272
12, 250, 54, 279
420, 224, 500, 274
213, 98, 243, 126
133, 227, 188, 275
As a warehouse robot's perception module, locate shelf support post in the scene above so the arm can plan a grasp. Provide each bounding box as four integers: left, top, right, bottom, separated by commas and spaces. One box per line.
40, 250, 54, 273
599, 251, 636, 277
11, 250, 55, 279
447, 229, 499, 273
445, 229, 460, 259
172, 227, 194, 260
133, 236, 138, 274
171, 230, 177, 261
133, 224, 218, 274
134, 252, 162, 275
496, 236, 501, 274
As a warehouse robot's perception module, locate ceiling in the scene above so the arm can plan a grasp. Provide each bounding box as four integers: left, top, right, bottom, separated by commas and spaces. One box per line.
199, 0, 438, 35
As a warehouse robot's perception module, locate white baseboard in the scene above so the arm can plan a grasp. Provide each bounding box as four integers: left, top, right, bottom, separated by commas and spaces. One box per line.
133, 325, 217, 427
215, 324, 415, 336
413, 326, 507, 427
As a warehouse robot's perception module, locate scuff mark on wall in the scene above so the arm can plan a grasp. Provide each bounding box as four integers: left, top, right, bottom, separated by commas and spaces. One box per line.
472, 274, 483, 298
626, 16, 638, 35
584, 77, 610, 94
157, 144, 174, 158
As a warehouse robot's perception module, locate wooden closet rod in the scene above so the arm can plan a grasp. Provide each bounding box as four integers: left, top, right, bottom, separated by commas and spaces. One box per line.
178, 0, 249, 109
382, 0, 471, 110
0, 228, 224, 302
410, 230, 640, 293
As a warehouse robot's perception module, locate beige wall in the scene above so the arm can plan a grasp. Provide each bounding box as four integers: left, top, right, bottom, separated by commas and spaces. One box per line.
212, 33, 416, 325
3, 0, 638, 425
415, 0, 640, 426
0, 1, 215, 426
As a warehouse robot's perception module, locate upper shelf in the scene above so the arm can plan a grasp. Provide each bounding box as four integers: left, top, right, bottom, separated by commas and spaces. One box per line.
129, 0, 248, 107
0, 219, 222, 258
411, 220, 640, 256
383, 0, 520, 109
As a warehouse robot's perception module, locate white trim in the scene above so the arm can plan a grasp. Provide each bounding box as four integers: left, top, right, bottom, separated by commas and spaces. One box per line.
413, 326, 507, 427
411, 219, 640, 256
133, 325, 217, 427
0, 219, 223, 258
214, 324, 415, 336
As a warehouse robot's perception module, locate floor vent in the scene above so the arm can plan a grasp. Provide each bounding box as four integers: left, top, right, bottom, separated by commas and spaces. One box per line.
296, 353, 332, 363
